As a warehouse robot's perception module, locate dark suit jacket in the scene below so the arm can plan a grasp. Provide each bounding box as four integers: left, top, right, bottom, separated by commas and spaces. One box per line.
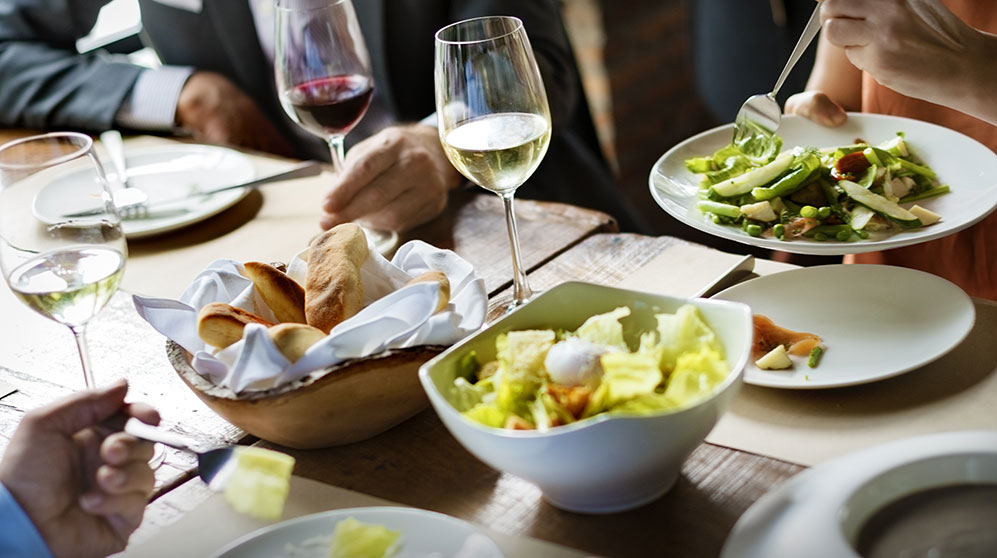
0, 0, 640, 231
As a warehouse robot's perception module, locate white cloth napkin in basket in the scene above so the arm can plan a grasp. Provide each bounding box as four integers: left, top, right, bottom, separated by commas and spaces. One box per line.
134, 240, 487, 393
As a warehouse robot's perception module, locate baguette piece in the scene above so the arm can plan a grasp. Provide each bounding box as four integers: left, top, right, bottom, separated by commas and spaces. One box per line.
268, 323, 327, 363
198, 302, 274, 349
243, 261, 306, 324
305, 223, 369, 333
405, 270, 451, 313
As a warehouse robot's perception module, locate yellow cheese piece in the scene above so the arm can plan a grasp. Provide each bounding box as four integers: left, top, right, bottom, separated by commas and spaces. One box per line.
222, 446, 295, 520
329, 517, 401, 558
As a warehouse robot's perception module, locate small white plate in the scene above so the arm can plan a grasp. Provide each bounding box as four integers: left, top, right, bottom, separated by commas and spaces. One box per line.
721, 430, 997, 558
649, 113, 997, 255
34, 144, 255, 239
212, 506, 505, 558
713, 264, 974, 389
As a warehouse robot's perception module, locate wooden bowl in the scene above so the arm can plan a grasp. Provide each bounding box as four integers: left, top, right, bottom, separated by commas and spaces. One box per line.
167, 341, 445, 449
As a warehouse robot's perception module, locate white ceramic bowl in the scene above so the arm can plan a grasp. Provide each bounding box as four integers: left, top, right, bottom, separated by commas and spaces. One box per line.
418, 281, 752, 513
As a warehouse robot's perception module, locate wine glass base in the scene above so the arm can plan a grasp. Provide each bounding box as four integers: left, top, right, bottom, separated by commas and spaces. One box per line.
149, 442, 167, 469
485, 290, 543, 323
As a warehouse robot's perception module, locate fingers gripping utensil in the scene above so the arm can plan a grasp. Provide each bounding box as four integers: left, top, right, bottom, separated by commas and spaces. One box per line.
112, 417, 236, 486
733, 3, 824, 155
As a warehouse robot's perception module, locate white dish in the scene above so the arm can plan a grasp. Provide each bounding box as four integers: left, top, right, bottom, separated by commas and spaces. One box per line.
649, 113, 997, 255
212, 506, 504, 558
35, 144, 255, 239
721, 430, 997, 558
713, 264, 974, 389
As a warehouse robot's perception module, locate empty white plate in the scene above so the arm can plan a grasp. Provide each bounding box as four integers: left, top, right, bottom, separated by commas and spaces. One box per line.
713, 264, 975, 389
34, 144, 255, 239
212, 506, 504, 558
721, 430, 997, 558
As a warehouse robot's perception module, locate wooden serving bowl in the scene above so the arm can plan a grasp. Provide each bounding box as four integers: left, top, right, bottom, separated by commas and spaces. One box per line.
167, 341, 445, 449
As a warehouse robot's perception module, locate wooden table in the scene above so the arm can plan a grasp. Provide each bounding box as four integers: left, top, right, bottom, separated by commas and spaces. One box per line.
0, 135, 804, 558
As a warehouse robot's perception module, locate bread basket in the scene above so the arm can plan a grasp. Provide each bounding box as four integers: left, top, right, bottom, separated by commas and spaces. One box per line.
168, 340, 445, 449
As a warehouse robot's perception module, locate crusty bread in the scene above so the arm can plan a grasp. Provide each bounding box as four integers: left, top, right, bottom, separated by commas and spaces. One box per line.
198, 302, 275, 349
243, 261, 306, 324
405, 270, 451, 313
268, 322, 327, 363
305, 223, 369, 333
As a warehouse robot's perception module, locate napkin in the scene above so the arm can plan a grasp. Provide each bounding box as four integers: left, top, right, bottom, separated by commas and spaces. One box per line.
134, 240, 487, 393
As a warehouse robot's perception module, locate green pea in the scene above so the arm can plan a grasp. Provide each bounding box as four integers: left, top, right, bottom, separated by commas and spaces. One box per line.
800, 205, 818, 218
817, 206, 832, 219
745, 224, 763, 237
836, 229, 851, 241
773, 223, 786, 239
813, 232, 828, 241
856, 230, 869, 239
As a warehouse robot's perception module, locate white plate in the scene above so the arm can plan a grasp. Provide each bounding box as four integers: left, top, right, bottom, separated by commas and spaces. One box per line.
649, 113, 997, 255
212, 507, 505, 558
713, 264, 974, 389
35, 144, 255, 239
721, 430, 997, 558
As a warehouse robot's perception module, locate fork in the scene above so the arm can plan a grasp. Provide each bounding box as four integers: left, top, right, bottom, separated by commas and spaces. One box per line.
733, 3, 824, 156
100, 130, 132, 189
115, 417, 236, 486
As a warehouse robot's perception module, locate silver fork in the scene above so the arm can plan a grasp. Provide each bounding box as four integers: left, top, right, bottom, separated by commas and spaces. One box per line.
733, 3, 824, 156
100, 130, 132, 189
114, 417, 237, 487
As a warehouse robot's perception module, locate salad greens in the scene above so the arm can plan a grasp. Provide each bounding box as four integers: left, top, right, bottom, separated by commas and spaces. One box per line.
451, 305, 731, 431
685, 133, 949, 241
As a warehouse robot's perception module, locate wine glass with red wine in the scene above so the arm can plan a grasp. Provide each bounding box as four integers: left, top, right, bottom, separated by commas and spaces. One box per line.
275, 0, 373, 173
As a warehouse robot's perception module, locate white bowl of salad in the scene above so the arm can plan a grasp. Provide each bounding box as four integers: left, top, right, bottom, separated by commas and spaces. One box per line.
418, 281, 752, 514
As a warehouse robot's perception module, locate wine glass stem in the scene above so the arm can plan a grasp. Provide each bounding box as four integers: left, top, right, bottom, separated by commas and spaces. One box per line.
69, 325, 96, 389
500, 193, 533, 304
327, 136, 346, 175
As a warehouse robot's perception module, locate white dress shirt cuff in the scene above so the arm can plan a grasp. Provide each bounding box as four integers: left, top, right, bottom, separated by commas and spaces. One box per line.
115, 66, 195, 131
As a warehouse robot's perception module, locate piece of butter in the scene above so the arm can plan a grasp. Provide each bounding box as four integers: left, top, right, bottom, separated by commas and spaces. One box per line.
755, 345, 792, 370
329, 517, 401, 558
222, 446, 295, 520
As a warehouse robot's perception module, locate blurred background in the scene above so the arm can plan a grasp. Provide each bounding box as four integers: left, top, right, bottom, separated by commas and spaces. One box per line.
73, 0, 821, 254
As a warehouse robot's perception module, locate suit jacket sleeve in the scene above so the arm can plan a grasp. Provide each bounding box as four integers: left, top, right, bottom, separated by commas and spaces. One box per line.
450, 0, 580, 134
0, 0, 144, 130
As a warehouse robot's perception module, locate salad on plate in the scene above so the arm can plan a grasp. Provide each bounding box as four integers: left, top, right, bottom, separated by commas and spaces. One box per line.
450, 304, 731, 431
685, 133, 949, 242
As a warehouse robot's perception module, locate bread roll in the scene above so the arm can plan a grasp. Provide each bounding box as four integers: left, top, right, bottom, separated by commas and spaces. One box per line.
405, 270, 451, 313
198, 302, 274, 349
243, 261, 306, 323
268, 323, 327, 363
305, 223, 369, 333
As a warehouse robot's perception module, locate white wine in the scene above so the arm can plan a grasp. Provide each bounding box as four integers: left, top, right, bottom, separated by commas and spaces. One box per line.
8, 247, 124, 328
443, 112, 551, 194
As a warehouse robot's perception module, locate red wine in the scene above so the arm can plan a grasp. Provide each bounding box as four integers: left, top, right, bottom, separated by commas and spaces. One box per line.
285, 75, 373, 136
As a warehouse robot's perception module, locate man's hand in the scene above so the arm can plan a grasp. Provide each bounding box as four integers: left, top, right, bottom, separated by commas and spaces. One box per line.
785, 90, 849, 127
0, 380, 160, 558
819, 0, 997, 126
177, 71, 295, 157
320, 124, 464, 232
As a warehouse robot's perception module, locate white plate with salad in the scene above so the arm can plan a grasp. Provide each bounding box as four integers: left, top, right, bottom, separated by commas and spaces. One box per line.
649, 113, 997, 255
212, 506, 504, 558
713, 264, 975, 389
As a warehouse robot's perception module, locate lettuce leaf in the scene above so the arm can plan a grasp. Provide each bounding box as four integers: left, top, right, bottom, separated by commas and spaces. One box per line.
654, 305, 724, 372
575, 306, 630, 350
584, 352, 662, 416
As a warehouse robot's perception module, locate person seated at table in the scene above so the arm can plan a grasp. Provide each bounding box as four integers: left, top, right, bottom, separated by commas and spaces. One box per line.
0, 380, 159, 558
784, 0, 997, 300
0, 0, 642, 234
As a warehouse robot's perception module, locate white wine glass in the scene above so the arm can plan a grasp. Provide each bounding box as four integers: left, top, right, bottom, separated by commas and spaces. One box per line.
275, 0, 374, 174
0, 132, 126, 389
435, 16, 552, 313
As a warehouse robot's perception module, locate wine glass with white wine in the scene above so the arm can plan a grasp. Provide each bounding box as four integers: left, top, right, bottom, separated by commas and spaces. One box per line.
435, 16, 552, 314
0, 132, 126, 389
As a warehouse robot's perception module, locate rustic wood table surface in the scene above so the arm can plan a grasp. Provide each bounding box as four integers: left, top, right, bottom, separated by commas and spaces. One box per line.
0, 133, 806, 558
